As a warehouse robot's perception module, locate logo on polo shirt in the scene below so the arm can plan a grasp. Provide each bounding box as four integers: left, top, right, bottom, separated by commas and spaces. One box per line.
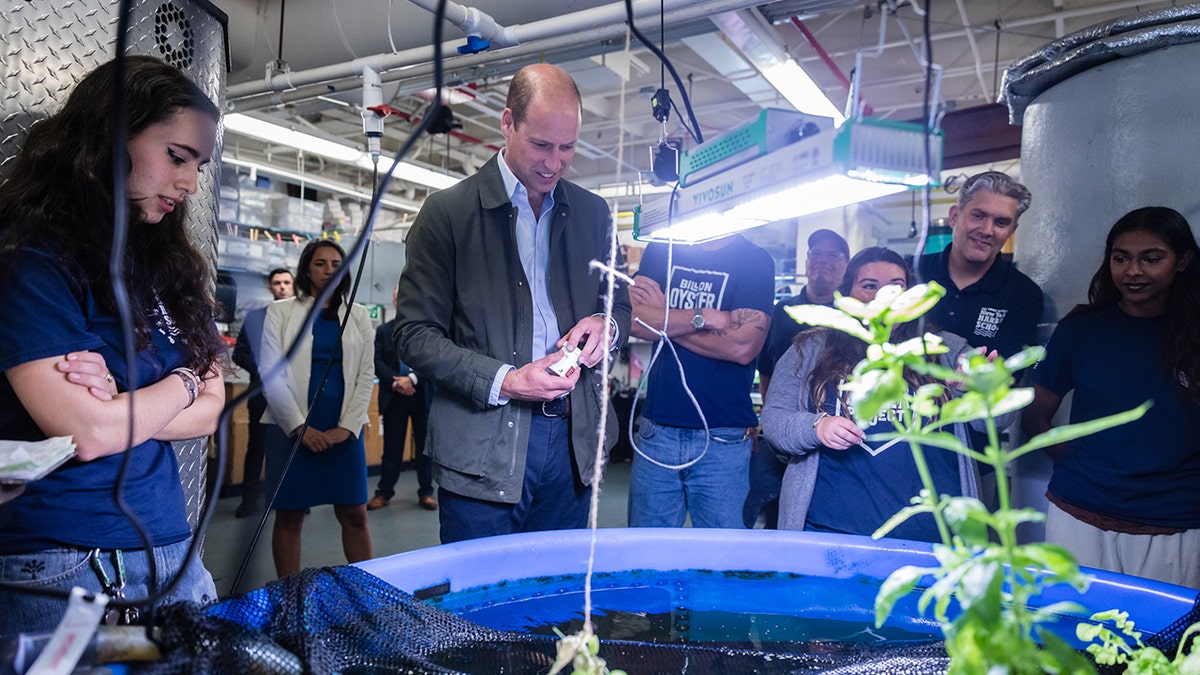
975, 307, 1008, 339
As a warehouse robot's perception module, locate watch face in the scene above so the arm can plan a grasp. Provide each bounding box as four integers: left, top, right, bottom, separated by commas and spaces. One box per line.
691, 310, 705, 329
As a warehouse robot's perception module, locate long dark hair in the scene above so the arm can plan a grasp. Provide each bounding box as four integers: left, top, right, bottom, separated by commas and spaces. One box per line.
0, 55, 223, 375
1074, 206, 1200, 396
795, 247, 934, 410
294, 239, 351, 321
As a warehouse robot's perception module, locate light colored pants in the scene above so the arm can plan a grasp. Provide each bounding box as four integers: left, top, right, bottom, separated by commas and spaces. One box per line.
1046, 502, 1200, 589
628, 419, 752, 528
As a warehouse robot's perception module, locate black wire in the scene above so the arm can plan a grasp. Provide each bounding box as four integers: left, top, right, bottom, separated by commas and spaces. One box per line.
912, 1, 936, 297
623, 0, 703, 144
226, 0, 450, 596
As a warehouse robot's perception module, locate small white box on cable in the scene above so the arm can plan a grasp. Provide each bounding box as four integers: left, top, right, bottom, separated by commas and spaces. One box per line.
547, 345, 581, 378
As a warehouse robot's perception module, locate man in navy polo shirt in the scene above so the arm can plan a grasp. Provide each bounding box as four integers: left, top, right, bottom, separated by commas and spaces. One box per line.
917, 170, 1043, 360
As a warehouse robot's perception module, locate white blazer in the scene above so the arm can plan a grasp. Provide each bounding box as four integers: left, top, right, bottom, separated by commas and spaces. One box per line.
259, 295, 376, 438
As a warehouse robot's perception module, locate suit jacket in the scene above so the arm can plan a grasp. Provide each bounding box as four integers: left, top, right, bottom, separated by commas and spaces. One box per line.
375, 317, 426, 412
259, 296, 376, 438
232, 305, 269, 422
395, 154, 632, 504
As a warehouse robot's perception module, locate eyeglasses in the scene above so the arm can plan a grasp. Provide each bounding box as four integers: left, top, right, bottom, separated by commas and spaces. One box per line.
807, 250, 847, 263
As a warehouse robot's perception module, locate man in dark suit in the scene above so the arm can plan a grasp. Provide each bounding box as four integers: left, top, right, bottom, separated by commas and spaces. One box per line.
368, 288, 436, 511
232, 267, 293, 518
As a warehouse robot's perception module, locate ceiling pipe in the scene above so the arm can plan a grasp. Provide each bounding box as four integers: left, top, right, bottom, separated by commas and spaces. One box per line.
787, 16, 872, 116
228, 0, 766, 102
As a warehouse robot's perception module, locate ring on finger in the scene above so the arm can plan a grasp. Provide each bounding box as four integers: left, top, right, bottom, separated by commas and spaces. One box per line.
104, 371, 115, 383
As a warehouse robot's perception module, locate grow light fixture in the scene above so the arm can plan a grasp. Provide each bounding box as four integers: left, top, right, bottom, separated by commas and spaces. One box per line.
634, 114, 943, 243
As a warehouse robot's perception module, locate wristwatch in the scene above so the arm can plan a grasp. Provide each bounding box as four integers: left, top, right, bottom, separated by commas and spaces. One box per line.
691, 305, 706, 330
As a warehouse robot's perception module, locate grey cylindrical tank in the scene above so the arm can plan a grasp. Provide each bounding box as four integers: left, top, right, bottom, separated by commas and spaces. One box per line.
1000, 6, 1200, 540
0, 0, 228, 534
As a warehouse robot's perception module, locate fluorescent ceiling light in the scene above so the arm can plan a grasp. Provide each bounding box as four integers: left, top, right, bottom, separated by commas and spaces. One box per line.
225, 113, 464, 191
711, 10, 845, 126
225, 113, 363, 163
356, 156, 463, 191
760, 60, 846, 125
634, 115, 941, 244
222, 156, 421, 214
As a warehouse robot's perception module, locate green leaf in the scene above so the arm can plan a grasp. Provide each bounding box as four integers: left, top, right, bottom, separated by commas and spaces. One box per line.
1010, 402, 1152, 458
989, 387, 1035, 418
940, 393, 993, 425
875, 565, 930, 627
1003, 345, 1045, 373
885, 282, 947, 323
784, 304, 872, 341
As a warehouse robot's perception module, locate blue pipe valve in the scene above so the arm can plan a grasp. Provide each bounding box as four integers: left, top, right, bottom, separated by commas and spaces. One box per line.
457, 35, 491, 55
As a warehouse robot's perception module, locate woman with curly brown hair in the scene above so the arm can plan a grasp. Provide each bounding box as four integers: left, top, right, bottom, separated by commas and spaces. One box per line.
0, 55, 224, 635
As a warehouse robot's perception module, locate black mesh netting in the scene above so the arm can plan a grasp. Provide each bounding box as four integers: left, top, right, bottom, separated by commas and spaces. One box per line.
131, 566, 1198, 675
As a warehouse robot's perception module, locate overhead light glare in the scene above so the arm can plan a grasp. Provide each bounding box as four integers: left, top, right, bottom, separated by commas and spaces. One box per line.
760, 60, 846, 126
357, 156, 464, 191
224, 113, 363, 163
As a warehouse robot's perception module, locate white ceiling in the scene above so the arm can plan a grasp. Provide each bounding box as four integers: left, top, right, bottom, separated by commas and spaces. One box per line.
212, 0, 1175, 216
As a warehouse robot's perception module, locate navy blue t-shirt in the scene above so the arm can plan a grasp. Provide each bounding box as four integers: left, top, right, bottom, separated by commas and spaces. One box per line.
917, 247, 1043, 359
805, 391, 961, 543
638, 237, 775, 428
1032, 306, 1200, 529
0, 248, 193, 552
757, 287, 828, 379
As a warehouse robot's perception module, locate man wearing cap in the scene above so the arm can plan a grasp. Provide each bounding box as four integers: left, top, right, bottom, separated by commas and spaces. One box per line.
917, 170, 1042, 360
744, 229, 849, 528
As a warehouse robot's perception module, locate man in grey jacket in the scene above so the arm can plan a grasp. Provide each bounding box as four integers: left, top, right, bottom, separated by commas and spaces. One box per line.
395, 64, 631, 544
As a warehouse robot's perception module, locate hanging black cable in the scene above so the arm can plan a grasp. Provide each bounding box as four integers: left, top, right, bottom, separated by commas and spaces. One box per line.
624, 0, 703, 144
227, 0, 451, 596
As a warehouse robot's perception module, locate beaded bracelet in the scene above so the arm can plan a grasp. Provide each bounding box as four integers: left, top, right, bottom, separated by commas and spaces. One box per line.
170, 367, 199, 408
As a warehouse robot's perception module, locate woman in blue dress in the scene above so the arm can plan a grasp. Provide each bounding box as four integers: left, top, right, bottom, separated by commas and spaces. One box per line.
260, 239, 375, 577
1022, 206, 1200, 588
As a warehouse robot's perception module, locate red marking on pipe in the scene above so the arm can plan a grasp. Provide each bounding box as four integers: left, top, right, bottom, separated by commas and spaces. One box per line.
789, 16, 873, 117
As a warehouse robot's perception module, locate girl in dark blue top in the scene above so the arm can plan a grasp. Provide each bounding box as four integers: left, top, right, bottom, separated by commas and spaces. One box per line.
0, 56, 226, 635
1023, 206, 1200, 589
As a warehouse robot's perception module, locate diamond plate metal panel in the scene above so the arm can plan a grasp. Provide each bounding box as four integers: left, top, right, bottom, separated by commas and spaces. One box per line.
1, 0, 227, 537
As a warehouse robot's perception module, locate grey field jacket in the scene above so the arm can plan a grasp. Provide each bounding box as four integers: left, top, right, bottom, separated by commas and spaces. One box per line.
394, 155, 631, 504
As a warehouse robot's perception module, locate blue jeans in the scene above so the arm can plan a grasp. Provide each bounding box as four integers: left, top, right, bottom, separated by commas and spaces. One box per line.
628, 419, 752, 528
439, 414, 590, 544
0, 538, 217, 637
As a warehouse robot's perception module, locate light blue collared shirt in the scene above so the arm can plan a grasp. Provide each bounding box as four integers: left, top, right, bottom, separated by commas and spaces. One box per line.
488, 150, 621, 406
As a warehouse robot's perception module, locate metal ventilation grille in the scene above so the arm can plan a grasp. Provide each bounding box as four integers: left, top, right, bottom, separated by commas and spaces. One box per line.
153, 1, 195, 71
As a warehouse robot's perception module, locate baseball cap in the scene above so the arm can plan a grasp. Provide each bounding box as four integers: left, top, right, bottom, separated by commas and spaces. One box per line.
807, 229, 849, 257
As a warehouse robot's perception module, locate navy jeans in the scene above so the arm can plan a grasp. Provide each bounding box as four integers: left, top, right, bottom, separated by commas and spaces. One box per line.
438, 414, 589, 544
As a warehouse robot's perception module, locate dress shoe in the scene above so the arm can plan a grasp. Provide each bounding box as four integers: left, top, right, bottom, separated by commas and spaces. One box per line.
234, 501, 257, 518
367, 494, 390, 511
418, 495, 438, 511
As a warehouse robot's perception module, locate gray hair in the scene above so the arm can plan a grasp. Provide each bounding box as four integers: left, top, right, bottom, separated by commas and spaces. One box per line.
957, 171, 1032, 217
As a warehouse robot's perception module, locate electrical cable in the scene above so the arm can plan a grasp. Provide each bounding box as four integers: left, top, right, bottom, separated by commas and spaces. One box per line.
225, 0, 452, 596
1, 0, 452, 632
622, 0, 703, 144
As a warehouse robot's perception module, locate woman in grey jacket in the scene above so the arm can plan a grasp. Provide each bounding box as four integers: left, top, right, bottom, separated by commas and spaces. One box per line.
761, 247, 994, 543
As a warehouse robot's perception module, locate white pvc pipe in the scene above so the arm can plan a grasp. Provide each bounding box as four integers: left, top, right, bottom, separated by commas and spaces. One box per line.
227, 0, 766, 100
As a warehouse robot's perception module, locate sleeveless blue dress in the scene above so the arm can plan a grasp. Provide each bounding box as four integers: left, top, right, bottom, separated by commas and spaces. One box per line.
265, 315, 368, 510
